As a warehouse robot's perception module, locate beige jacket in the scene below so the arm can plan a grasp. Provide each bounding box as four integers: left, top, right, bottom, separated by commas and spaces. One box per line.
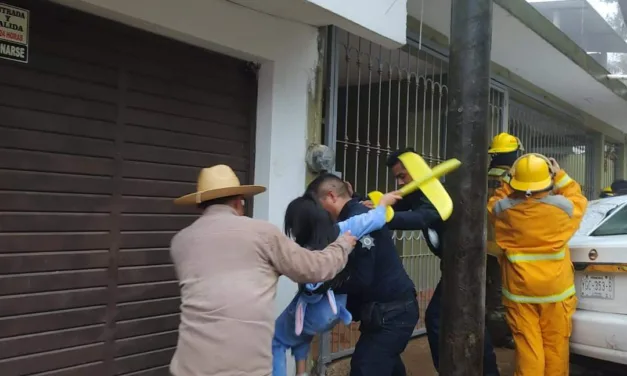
169, 205, 353, 376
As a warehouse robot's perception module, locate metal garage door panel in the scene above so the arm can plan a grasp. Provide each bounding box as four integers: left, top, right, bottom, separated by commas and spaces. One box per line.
0, 1, 257, 375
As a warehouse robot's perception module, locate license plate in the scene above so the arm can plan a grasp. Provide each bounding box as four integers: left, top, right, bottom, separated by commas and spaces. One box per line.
580, 274, 615, 299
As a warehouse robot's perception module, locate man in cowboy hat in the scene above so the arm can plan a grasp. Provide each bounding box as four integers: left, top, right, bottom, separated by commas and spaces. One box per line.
169, 164, 358, 376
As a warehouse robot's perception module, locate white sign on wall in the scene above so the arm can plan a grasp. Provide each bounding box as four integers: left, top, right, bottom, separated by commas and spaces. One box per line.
0, 3, 29, 63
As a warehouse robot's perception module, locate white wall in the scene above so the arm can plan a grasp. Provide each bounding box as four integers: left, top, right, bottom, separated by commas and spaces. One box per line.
51, 0, 317, 371
306, 0, 407, 47
251, 27, 317, 375
252, 45, 318, 318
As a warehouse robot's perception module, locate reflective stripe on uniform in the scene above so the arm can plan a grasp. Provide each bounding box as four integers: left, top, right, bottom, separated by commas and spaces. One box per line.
502, 284, 576, 304
493, 198, 524, 216
506, 247, 566, 263
534, 195, 574, 217
554, 174, 573, 189
492, 195, 573, 217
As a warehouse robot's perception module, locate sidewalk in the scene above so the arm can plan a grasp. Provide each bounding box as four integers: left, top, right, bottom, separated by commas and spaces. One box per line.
326, 336, 515, 375
325, 336, 613, 375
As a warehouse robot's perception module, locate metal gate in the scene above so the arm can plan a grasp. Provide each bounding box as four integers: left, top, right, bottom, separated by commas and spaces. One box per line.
316, 27, 507, 369
507, 101, 595, 198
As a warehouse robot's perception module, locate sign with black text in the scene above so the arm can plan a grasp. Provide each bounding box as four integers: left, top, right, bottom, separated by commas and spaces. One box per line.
0, 3, 29, 63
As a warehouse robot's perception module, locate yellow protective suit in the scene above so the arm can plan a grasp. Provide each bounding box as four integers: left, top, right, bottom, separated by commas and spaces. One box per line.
487, 170, 587, 376
486, 166, 511, 257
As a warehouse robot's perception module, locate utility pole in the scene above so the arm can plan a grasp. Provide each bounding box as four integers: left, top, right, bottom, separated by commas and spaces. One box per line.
439, 0, 493, 375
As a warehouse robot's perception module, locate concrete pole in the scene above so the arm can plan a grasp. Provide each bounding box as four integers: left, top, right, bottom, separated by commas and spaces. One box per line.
439, 0, 493, 374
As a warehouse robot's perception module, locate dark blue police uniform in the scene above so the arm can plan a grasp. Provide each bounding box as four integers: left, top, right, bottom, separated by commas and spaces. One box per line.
334, 198, 419, 376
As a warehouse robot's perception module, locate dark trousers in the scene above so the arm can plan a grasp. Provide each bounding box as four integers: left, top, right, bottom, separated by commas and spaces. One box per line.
425, 280, 501, 376
350, 296, 419, 376
486, 256, 514, 348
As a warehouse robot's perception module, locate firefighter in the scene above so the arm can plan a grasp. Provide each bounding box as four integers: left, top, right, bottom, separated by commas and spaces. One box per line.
488, 153, 587, 376
599, 186, 613, 198
486, 133, 523, 349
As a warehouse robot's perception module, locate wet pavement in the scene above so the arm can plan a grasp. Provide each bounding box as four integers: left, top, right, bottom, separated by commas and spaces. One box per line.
325, 336, 627, 375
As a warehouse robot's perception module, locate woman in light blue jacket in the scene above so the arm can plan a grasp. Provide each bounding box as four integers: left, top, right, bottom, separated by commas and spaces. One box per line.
273, 191, 400, 376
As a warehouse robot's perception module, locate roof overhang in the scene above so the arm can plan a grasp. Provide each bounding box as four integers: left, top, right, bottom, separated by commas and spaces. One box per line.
230, 0, 408, 49
408, 0, 627, 135
531, 0, 627, 54
51, 0, 408, 62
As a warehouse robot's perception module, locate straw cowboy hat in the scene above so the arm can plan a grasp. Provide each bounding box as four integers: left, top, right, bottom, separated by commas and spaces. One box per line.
174, 164, 266, 205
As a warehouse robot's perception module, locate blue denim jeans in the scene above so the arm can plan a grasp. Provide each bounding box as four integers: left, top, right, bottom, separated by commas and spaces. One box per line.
272, 335, 311, 376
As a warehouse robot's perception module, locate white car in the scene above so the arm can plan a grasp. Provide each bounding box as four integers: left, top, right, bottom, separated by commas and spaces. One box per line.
569, 195, 627, 367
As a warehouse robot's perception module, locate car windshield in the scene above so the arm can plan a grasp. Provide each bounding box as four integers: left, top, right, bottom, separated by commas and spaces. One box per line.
591, 204, 627, 237
575, 199, 626, 236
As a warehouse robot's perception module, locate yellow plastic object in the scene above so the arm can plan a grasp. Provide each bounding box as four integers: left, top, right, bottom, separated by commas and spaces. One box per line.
398, 153, 460, 221
488, 132, 524, 154
367, 154, 461, 222
367, 191, 396, 222
509, 153, 552, 193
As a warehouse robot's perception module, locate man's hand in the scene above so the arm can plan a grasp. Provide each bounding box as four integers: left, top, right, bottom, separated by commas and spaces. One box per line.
548, 157, 561, 174
379, 191, 402, 207
338, 231, 358, 249
361, 200, 375, 209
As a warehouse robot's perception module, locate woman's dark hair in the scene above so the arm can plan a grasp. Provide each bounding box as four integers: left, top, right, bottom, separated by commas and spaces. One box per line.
284, 194, 339, 250
284, 193, 348, 294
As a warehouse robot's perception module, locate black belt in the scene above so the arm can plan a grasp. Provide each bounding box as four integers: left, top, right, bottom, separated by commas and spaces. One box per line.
372, 289, 417, 311
359, 289, 417, 330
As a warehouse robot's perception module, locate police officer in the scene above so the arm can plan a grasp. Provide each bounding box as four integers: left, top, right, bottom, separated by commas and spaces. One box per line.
379, 148, 501, 376
307, 173, 419, 376
356, 149, 500, 375
486, 133, 524, 349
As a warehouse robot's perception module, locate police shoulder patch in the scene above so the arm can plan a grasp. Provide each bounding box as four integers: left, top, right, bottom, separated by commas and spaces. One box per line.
359, 235, 375, 250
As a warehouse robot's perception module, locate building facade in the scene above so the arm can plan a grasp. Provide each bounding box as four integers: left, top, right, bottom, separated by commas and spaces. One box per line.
0, 0, 626, 375
0, 0, 407, 374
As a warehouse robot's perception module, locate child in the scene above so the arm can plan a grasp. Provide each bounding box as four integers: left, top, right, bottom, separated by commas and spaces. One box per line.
273, 191, 401, 376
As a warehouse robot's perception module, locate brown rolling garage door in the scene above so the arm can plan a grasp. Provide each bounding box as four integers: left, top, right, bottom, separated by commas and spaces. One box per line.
0, 1, 257, 375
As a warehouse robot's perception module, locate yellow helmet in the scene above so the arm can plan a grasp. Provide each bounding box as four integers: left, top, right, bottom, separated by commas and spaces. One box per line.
488, 133, 524, 154
509, 153, 553, 193
600, 186, 614, 198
